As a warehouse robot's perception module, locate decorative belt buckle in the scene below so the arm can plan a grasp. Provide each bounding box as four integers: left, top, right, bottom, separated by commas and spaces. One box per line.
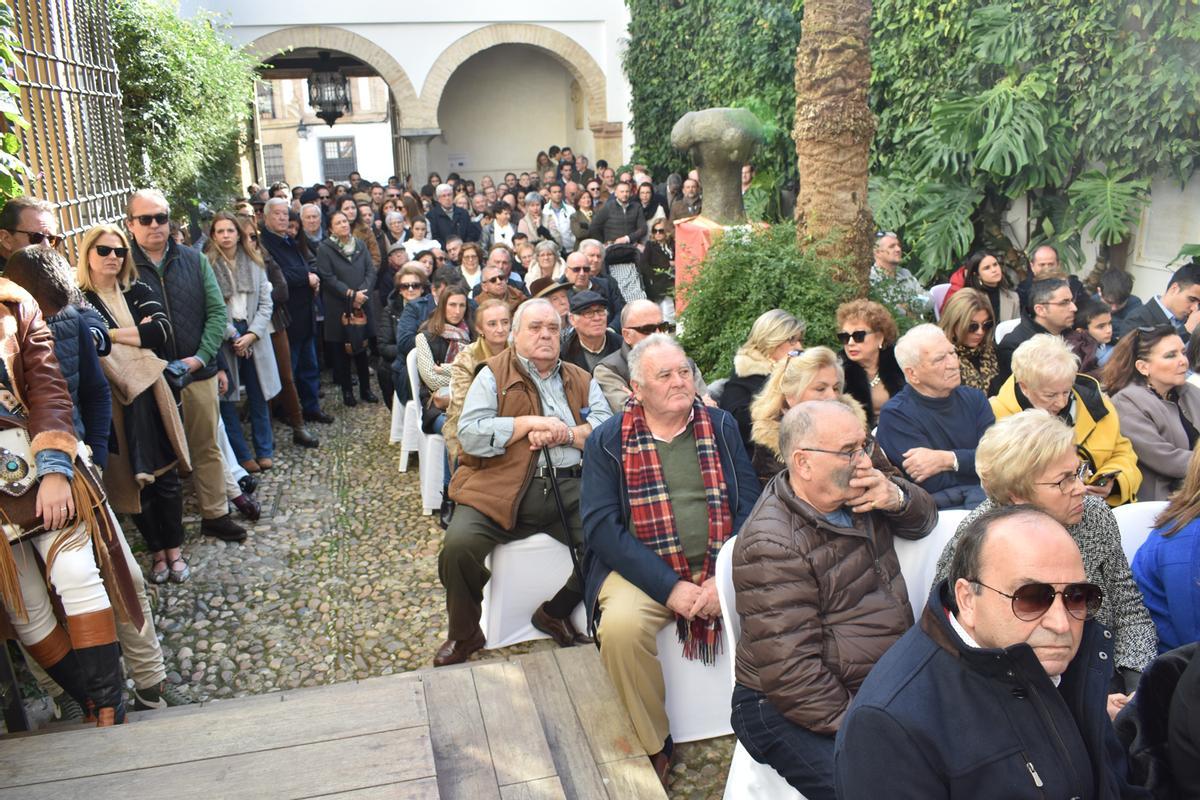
0, 446, 34, 497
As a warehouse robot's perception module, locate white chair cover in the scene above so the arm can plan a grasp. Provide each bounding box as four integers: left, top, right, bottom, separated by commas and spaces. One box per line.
417, 433, 445, 515
389, 392, 406, 444
895, 508, 970, 615
1112, 500, 1168, 564
994, 317, 1021, 344
398, 350, 424, 472
479, 533, 587, 649
656, 622, 733, 743
930, 283, 951, 321
716, 536, 807, 799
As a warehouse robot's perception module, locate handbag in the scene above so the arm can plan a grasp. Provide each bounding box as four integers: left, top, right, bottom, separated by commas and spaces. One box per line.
342, 307, 369, 355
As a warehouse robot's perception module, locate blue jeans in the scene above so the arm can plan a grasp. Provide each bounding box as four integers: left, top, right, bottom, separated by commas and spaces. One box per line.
730, 683, 837, 800
222, 325, 274, 461
432, 412, 451, 490
290, 333, 321, 414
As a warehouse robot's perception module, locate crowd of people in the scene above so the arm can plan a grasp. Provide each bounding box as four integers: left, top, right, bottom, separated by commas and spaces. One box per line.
0, 143, 1195, 800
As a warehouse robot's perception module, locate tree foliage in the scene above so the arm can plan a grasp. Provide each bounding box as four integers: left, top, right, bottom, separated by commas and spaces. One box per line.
0, 3, 31, 204
110, 0, 260, 214
623, 0, 802, 187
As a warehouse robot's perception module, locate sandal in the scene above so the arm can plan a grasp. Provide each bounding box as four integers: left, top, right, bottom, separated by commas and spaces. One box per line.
149, 556, 169, 585
168, 557, 191, 584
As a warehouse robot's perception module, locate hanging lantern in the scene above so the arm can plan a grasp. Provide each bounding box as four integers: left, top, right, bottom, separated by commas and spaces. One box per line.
308, 51, 351, 127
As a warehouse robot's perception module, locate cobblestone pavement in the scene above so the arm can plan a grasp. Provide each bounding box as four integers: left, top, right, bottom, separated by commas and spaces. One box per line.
119, 393, 734, 798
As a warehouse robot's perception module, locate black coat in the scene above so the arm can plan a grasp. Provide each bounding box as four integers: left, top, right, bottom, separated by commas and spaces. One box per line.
836, 580, 1151, 800
427, 204, 481, 247
996, 316, 1054, 385
840, 347, 905, 428
1120, 299, 1189, 344
315, 237, 377, 343
561, 328, 622, 375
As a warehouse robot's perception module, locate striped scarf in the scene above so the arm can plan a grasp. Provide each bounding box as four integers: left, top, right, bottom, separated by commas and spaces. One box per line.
621, 397, 731, 663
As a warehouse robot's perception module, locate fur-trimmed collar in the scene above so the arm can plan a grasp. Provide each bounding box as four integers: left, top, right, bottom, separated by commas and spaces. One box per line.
733, 348, 775, 379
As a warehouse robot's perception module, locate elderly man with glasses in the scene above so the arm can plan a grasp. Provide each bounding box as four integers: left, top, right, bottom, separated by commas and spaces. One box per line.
837, 504, 1147, 800
731, 399, 935, 798
563, 250, 623, 327
560, 291, 621, 375
594, 299, 709, 413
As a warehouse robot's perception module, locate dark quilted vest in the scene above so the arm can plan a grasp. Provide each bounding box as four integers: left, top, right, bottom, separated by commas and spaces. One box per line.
133, 241, 218, 380
46, 304, 83, 437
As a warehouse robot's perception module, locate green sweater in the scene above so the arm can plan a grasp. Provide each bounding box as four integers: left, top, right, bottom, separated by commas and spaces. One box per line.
654, 425, 710, 575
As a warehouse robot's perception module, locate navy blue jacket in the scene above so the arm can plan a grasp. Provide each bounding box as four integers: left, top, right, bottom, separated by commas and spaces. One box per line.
580, 406, 760, 629
259, 226, 317, 342
427, 204, 481, 247
47, 305, 112, 468
835, 580, 1150, 800
396, 294, 436, 358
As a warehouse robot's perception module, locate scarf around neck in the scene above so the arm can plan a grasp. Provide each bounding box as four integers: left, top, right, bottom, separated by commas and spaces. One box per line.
211, 247, 258, 301
439, 321, 471, 364
621, 397, 731, 663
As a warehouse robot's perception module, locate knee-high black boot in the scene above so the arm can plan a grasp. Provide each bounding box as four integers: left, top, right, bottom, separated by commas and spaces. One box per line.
69, 610, 125, 726
356, 352, 378, 402
27, 626, 88, 708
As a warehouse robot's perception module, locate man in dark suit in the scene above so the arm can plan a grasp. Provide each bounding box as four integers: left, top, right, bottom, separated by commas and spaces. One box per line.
1118, 262, 1200, 344
428, 183, 480, 247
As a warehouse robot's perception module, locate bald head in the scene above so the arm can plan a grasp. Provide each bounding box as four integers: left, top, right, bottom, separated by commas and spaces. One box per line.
620, 300, 664, 346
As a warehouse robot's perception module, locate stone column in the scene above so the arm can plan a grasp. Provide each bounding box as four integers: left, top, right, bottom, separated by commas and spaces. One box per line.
589, 121, 624, 169
671, 108, 764, 225
400, 128, 440, 187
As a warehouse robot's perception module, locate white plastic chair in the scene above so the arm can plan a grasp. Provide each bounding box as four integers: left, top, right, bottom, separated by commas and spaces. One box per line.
417, 433, 446, 515
894, 508, 969, 615
398, 350, 424, 472
930, 283, 951, 321
1112, 501, 1168, 564
656, 617, 734, 743
389, 392, 406, 444
716, 536, 806, 800
994, 318, 1021, 345
479, 533, 588, 649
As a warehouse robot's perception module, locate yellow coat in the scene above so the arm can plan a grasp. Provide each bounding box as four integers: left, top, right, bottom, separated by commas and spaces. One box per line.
991, 374, 1142, 505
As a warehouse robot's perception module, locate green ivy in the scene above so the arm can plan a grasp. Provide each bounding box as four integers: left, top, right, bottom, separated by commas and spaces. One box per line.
110, 0, 260, 215
0, 3, 31, 204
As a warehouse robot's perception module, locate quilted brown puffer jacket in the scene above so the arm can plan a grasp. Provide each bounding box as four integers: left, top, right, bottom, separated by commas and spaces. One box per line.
732, 472, 936, 735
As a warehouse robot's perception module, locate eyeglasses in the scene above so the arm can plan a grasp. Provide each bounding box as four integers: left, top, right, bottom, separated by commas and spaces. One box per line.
484, 275, 507, 284
836, 329, 871, 344
575, 306, 608, 319
652, 228, 666, 235
968, 319, 995, 333
1034, 463, 1092, 494
318, 194, 330, 200
970, 580, 1103, 622
399, 282, 424, 291
5, 229, 63, 247
798, 434, 875, 462
93, 245, 128, 258
130, 213, 170, 226
569, 266, 591, 274
626, 321, 676, 335
1042, 298, 1077, 307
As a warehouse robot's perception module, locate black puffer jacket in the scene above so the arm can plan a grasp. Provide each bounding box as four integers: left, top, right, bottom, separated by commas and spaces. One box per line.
732, 472, 936, 734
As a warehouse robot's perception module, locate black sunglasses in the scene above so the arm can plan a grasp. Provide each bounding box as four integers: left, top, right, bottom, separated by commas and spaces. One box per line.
131, 213, 170, 226
837, 329, 871, 344
484, 275, 507, 284
968, 320, 995, 333
626, 321, 677, 336
93, 244, 129, 258
569, 266, 591, 274
5, 229, 63, 247
399, 282, 425, 291
972, 580, 1103, 621
652, 228, 666, 234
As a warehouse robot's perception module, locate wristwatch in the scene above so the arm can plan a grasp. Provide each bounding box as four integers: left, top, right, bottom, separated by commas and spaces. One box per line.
892, 482, 907, 511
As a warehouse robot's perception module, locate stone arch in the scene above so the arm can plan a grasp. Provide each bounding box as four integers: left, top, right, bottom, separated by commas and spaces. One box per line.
420, 24, 607, 129
247, 26, 420, 118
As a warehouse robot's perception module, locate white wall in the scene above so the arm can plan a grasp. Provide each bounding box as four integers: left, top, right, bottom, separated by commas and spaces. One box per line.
299, 121, 393, 185
1127, 175, 1200, 298
427, 45, 594, 184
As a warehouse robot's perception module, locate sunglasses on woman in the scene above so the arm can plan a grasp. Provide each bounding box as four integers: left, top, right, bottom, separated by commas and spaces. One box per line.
93, 245, 129, 258
968, 320, 995, 333
399, 282, 424, 291
971, 580, 1104, 622
836, 330, 870, 344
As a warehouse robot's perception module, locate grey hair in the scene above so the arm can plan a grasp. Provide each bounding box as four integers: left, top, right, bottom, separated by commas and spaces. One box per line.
126, 188, 168, 217
512, 297, 557, 333
628, 333, 686, 384
300, 203, 322, 217
894, 323, 948, 371
578, 239, 602, 255
534, 239, 559, 255
385, 211, 405, 225
524, 192, 544, 207
778, 400, 860, 463
264, 197, 290, 214
436, 183, 453, 196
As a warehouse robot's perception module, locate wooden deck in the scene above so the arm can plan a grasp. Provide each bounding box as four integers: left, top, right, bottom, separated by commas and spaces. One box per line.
0, 647, 667, 800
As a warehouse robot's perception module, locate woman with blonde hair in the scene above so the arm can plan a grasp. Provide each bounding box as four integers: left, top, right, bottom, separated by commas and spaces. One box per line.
78, 224, 191, 584
992, 334, 1140, 505
939, 289, 1000, 394
748, 346, 867, 484
718, 308, 806, 447
836, 299, 904, 427
1133, 445, 1200, 651
934, 409, 1158, 700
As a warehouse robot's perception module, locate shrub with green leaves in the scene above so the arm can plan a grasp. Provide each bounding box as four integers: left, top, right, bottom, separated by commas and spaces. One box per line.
678, 223, 857, 378
0, 3, 31, 203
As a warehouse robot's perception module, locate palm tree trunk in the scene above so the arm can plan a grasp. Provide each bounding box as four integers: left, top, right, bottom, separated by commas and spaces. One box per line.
794, 0, 877, 292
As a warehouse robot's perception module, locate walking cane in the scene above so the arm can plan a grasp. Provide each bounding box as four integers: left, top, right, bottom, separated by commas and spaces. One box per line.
541, 446, 585, 587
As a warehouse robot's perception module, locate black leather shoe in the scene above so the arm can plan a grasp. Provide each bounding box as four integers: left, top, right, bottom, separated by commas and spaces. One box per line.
292, 427, 319, 448
232, 493, 260, 522
200, 514, 247, 543
531, 603, 592, 647
360, 390, 379, 404
433, 627, 486, 667
303, 409, 335, 424
237, 474, 259, 496
342, 390, 358, 407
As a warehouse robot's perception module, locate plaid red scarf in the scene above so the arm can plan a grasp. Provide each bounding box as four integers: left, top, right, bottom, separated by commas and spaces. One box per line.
621, 397, 731, 663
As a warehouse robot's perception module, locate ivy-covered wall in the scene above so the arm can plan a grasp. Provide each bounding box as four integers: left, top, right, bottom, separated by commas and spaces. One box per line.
623, 0, 802, 184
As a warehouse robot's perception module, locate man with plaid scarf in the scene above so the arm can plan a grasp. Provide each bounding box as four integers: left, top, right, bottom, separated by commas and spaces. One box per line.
581, 334, 760, 788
